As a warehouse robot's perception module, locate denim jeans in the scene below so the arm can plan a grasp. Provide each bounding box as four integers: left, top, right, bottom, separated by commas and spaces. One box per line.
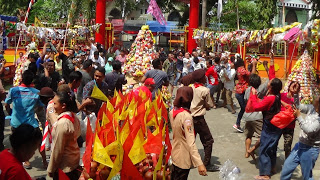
174, 71, 182, 86
207, 84, 219, 97
259, 128, 282, 176
280, 142, 319, 180
235, 93, 245, 126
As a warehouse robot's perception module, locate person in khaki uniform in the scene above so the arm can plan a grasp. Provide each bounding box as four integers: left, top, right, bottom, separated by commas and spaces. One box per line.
47, 91, 81, 180
190, 69, 219, 172
170, 86, 207, 179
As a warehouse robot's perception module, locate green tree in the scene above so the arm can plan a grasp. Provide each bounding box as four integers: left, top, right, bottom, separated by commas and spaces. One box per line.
209, 0, 278, 30
0, 0, 29, 16
255, 0, 278, 29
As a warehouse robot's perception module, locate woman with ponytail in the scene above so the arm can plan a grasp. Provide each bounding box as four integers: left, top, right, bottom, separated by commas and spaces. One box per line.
47, 91, 81, 180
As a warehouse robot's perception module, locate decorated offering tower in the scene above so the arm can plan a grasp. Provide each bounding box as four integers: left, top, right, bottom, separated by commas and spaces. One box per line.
124, 25, 156, 78
284, 51, 320, 104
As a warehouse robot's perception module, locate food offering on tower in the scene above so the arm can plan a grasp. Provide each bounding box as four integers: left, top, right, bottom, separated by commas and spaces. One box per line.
124, 25, 156, 77
283, 50, 320, 104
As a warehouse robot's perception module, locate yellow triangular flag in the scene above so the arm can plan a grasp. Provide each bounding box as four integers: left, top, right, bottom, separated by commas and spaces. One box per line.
153, 145, 165, 180
34, 17, 44, 27
128, 129, 146, 164
102, 113, 110, 127
92, 134, 113, 168
107, 138, 124, 180
119, 121, 130, 145
107, 100, 114, 113
105, 140, 118, 155
114, 90, 122, 106
91, 85, 109, 102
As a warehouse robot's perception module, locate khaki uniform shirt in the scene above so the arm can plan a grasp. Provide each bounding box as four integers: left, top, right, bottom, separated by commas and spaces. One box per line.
169, 110, 203, 169
47, 112, 81, 174
190, 85, 214, 117
46, 100, 58, 129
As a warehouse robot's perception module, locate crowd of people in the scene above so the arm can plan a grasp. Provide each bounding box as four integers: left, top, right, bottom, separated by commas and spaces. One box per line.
0, 38, 319, 180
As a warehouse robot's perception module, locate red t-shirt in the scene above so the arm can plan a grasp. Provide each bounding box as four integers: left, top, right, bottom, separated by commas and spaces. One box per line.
235, 67, 251, 94
205, 66, 219, 85
0, 149, 32, 180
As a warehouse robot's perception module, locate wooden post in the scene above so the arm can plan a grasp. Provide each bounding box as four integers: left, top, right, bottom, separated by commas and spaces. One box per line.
282, 2, 287, 78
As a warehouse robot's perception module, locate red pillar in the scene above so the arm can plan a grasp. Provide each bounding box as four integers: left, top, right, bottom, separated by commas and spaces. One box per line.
95, 0, 106, 46
187, 0, 200, 53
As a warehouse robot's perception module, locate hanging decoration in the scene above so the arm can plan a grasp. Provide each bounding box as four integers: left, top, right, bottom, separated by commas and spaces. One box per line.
192, 20, 320, 51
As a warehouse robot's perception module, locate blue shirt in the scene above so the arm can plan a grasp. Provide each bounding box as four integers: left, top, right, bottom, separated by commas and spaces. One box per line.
5, 85, 43, 128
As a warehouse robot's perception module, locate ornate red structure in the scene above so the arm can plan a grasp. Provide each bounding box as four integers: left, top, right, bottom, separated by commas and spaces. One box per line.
95, 0, 107, 46
188, 0, 200, 53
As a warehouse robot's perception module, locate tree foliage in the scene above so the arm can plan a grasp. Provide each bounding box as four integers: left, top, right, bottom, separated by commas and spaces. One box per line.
0, 0, 29, 16
255, 0, 278, 29
210, 0, 278, 30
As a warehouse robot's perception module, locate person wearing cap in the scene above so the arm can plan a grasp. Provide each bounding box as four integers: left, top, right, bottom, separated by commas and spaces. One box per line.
170, 86, 207, 179
104, 57, 114, 74
105, 60, 127, 97
190, 69, 219, 172
131, 78, 155, 101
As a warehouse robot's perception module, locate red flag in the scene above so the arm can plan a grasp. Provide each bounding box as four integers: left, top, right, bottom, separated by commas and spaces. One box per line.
58, 169, 70, 180
143, 129, 162, 154
165, 125, 172, 164
83, 117, 94, 173
120, 152, 143, 180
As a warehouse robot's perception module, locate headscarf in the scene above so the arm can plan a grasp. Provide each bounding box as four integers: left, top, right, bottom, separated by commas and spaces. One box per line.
192, 69, 206, 82
180, 73, 194, 86
173, 86, 193, 118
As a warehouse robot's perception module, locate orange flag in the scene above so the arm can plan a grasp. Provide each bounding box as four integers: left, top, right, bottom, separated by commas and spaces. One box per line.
165, 125, 172, 164
143, 129, 162, 155
58, 169, 70, 180
121, 151, 143, 180
82, 117, 94, 173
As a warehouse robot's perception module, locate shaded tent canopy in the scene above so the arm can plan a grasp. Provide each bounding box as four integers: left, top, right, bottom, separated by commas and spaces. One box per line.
0, 15, 18, 22
123, 20, 179, 34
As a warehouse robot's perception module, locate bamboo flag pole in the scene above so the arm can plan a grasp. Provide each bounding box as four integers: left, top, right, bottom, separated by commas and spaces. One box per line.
63, 0, 76, 52
15, 0, 34, 65
282, 0, 287, 78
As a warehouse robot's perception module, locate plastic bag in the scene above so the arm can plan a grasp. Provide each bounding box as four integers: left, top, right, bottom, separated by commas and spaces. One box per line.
219, 160, 242, 180
270, 105, 295, 129
80, 113, 97, 139
245, 90, 260, 113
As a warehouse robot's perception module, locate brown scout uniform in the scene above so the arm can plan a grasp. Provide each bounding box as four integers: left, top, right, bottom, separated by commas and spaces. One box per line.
190, 84, 214, 166
169, 110, 203, 169
47, 112, 81, 175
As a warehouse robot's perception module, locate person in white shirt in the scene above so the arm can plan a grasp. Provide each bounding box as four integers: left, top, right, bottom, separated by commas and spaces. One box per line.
91, 51, 105, 68
193, 57, 205, 71
182, 52, 192, 76
222, 62, 236, 114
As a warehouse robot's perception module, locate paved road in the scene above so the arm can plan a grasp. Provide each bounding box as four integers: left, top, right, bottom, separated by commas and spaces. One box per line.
3, 101, 320, 180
